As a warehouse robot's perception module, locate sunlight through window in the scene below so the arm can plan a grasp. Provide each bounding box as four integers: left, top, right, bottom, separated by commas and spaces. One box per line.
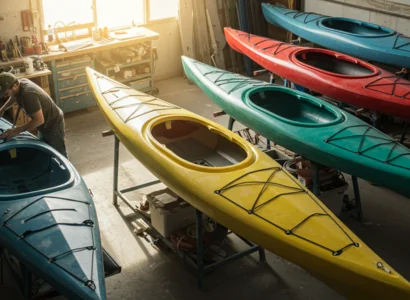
41, 0, 178, 32
42, 0, 93, 28
149, 0, 178, 21
97, 0, 144, 29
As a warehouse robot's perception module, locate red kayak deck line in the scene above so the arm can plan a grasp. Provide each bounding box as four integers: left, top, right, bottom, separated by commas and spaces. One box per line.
225, 27, 410, 120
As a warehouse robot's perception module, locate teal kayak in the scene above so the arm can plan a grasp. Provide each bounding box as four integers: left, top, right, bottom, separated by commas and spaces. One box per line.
181, 56, 410, 198
0, 118, 106, 299
261, 4, 410, 68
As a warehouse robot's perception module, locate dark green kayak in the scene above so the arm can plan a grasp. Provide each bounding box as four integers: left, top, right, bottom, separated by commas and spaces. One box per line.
0, 118, 106, 299
181, 56, 410, 198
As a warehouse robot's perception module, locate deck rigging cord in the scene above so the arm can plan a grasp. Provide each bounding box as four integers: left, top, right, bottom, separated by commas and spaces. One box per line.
325, 124, 410, 169
283, 10, 325, 24
215, 167, 359, 256
235, 31, 297, 54
95, 73, 180, 123
364, 75, 410, 99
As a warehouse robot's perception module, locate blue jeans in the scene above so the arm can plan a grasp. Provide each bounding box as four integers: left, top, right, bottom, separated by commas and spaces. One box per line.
38, 119, 68, 158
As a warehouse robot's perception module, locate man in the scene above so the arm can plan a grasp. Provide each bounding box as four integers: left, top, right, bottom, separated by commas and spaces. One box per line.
0, 72, 68, 158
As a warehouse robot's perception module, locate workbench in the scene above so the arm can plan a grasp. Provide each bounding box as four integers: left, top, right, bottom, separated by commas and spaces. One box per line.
41, 27, 159, 113
1, 27, 159, 114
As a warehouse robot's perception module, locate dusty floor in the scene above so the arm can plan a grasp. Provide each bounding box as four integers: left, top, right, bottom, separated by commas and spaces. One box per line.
2, 76, 410, 300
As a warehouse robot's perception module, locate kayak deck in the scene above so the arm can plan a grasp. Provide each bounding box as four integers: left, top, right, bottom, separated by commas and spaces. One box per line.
152, 119, 247, 167
2, 195, 99, 291
0, 146, 70, 196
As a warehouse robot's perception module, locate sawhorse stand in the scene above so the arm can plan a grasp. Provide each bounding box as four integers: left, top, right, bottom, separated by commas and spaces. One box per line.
104, 130, 266, 290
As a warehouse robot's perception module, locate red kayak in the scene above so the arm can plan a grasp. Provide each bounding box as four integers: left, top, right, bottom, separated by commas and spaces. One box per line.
225, 27, 410, 119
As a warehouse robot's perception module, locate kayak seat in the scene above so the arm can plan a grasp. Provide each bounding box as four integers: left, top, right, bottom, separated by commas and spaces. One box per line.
320, 18, 394, 37
296, 51, 374, 76
249, 89, 339, 125
151, 119, 247, 167
0, 147, 70, 197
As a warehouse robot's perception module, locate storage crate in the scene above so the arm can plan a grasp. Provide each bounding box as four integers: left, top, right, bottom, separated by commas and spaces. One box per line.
146, 188, 197, 238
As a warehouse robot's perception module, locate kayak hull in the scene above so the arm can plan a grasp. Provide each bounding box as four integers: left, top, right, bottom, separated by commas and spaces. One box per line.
0, 119, 106, 300
224, 27, 410, 119
87, 66, 410, 299
261, 4, 410, 68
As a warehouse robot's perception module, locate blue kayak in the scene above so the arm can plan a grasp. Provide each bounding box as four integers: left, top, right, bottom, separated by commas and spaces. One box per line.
261, 3, 410, 68
0, 118, 106, 299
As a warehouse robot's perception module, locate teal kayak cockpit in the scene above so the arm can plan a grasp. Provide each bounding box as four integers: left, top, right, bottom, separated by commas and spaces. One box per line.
246, 87, 344, 127
0, 143, 74, 200
319, 18, 395, 37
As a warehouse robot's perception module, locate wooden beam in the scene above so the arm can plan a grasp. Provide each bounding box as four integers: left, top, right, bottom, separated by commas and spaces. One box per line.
205, 0, 226, 69
178, 0, 195, 59
192, 0, 211, 64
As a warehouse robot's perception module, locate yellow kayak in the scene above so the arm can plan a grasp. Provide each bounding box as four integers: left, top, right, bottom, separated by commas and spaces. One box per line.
86, 67, 410, 299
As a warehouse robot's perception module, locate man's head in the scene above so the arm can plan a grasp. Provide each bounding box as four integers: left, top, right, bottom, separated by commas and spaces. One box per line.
0, 72, 18, 99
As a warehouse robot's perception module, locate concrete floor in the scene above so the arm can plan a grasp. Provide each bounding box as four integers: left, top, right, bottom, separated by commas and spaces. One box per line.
2, 76, 410, 299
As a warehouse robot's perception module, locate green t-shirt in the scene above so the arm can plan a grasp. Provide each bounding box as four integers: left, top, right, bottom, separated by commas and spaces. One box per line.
16, 78, 63, 132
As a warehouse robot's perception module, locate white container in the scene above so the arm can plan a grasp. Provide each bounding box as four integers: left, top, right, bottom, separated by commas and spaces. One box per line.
24, 57, 34, 74
146, 188, 197, 237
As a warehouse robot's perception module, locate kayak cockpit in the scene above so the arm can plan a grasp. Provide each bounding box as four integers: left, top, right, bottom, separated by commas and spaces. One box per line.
151, 119, 248, 167
0, 146, 71, 199
295, 49, 376, 76
248, 87, 343, 127
320, 18, 394, 37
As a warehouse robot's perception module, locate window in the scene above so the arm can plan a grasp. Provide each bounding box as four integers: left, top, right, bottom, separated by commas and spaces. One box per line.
42, 0, 94, 29
149, 0, 178, 21
41, 0, 178, 33
97, 0, 144, 29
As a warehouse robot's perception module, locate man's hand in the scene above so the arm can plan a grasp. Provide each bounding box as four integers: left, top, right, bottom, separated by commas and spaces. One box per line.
0, 127, 22, 140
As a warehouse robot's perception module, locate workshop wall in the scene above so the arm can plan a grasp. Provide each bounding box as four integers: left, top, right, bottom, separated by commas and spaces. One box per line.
0, 0, 41, 44
303, 0, 410, 36
146, 19, 183, 81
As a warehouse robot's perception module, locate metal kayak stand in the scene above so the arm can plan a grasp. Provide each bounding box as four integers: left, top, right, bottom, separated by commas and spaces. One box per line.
102, 130, 266, 290
400, 122, 408, 144
310, 162, 363, 221
212, 111, 271, 150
